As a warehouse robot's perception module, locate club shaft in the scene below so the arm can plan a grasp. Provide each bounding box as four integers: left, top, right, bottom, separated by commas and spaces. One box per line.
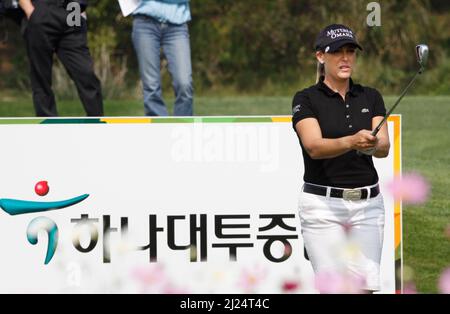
372, 70, 422, 136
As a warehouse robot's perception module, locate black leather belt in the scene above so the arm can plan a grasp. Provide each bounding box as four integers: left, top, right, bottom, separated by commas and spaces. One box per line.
303, 183, 380, 200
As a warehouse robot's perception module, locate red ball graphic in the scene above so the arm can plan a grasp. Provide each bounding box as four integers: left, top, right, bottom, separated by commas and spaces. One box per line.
35, 181, 50, 196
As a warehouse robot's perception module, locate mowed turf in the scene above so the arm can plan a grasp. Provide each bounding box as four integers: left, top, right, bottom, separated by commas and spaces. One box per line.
0, 95, 449, 293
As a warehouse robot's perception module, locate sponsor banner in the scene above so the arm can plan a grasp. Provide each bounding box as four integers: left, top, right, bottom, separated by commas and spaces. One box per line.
0, 116, 401, 293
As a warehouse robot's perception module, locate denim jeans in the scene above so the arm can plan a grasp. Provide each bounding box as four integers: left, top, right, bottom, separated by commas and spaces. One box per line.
132, 15, 193, 116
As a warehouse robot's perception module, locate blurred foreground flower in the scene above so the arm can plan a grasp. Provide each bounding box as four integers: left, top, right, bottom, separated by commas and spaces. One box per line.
162, 282, 190, 294
401, 265, 418, 294
403, 283, 418, 294
386, 173, 430, 204
438, 268, 450, 294
237, 265, 267, 293
314, 271, 365, 294
131, 264, 167, 293
444, 224, 450, 240
282, 279, 301, 293
342, 222, 353, 234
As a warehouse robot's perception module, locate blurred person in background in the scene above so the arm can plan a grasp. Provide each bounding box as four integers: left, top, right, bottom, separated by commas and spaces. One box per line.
19, 0, 103, 116
131, 0, 193, 116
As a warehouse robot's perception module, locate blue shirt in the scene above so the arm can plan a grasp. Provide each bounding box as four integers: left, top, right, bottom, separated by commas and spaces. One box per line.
133, 0, 191, 25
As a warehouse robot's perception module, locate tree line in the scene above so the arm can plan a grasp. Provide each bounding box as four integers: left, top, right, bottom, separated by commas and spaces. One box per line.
1, 0, 449, 96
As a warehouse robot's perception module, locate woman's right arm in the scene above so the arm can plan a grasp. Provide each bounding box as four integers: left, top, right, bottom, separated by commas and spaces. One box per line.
19, 0, 34, 19
294, 118, 377, 159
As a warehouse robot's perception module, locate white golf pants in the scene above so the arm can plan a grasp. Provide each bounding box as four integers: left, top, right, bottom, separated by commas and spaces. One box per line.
298, 183, 385, 291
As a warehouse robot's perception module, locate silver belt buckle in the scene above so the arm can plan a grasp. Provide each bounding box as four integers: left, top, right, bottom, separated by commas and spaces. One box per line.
343, 189, 362, 201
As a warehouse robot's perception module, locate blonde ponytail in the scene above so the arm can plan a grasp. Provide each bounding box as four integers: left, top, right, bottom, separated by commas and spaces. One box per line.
316, 62, 325, 83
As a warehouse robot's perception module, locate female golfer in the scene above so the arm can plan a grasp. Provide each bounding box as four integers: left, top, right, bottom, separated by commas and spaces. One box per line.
292, 24, 390, 292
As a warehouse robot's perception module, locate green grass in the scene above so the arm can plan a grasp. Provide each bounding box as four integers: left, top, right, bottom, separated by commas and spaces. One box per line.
0, 94, 449, 293
0, 95, 295, 117
394, 96, 450, 293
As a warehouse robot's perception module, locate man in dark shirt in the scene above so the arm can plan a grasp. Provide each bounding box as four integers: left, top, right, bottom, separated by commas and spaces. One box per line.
19, 0, 103, 116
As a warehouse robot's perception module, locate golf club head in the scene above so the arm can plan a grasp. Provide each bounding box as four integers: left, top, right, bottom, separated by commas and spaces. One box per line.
416, 44, 429, 72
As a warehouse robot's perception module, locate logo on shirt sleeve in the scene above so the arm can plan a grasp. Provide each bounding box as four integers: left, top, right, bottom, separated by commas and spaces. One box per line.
293, 104, 302, 114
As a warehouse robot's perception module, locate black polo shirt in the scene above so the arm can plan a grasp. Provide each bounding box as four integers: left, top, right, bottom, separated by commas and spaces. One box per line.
292, 77, 386, 188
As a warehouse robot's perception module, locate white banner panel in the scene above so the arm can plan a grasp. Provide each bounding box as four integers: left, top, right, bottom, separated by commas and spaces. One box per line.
0, 116, 401, 294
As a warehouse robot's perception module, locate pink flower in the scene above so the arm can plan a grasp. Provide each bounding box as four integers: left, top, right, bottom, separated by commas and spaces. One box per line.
342, 222, 353, 234
131, 264, 167, 292
403, 283, 418, 294
284, 243, 293, 257
438, 268, 450, 294
162, 282, 190, 294
314, 271, 365, 294
282, 280, 300, 293
315, 271, 344, 294
386, 173, 430, 205
237, 265, 267, 293
444, 224, 450, 240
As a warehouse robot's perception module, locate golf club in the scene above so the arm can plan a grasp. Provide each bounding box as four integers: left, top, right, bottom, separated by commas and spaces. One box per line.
358, 44, 429, 155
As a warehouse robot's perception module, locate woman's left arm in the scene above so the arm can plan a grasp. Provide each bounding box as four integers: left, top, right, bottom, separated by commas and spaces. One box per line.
372, 116, 390, 158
